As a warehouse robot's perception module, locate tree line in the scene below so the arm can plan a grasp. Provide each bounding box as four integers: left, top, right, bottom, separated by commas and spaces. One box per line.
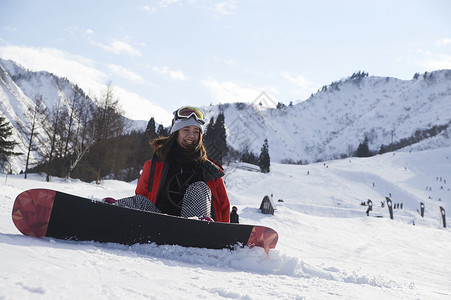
354, 121, 450, 158
14, 84, 133, 183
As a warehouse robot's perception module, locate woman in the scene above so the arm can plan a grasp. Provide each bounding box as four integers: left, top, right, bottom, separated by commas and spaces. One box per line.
109, 106, 230, 222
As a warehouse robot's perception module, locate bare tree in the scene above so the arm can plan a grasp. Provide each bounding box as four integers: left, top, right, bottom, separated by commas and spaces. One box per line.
65, 92, 93, 178
16, 94, 47, 179
87, 84, 127, 183
41, 97, 67, 182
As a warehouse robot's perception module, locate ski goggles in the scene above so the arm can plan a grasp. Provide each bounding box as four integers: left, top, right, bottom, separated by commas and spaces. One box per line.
174, 106, 205, 124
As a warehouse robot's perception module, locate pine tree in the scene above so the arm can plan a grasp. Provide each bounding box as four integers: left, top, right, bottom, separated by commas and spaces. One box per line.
355, 136, 371, 157
213, 113, 228, 164
0, 116, 20, 163
157, 124, 169, 137
139, 117, 157, 163
241, 146, 258, 165
145, 118, 157, 140
258, 138, 270, 173
203, 117, 215, 146
204, 114, 228, 164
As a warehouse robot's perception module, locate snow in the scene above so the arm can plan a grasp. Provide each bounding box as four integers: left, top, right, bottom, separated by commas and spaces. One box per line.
2, 58, 451, 174
203, 70, 451, 163
1, 147, 450, 299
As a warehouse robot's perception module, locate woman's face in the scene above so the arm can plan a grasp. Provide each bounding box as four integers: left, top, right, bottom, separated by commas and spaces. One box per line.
177, 125, 200, 149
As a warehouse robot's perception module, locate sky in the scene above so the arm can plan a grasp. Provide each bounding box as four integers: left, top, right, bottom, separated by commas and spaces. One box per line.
1, 0, 450, 125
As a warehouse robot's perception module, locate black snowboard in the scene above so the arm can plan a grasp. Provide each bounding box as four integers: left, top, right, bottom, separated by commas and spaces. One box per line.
12, 189, 278, 252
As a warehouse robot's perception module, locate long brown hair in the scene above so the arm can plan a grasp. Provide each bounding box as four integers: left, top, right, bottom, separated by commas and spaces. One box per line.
150, 132, 207, 163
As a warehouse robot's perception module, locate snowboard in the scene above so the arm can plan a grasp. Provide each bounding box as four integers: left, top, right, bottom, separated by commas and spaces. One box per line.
12, 189, 278, 253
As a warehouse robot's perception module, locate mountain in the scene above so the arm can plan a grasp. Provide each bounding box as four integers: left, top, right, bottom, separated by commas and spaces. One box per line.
1, 58, 451, 174
204, 70, 451, 163
0, 59, 146, 173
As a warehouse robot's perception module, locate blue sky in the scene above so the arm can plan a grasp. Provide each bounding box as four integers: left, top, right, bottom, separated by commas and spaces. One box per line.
1, 0, 450, 124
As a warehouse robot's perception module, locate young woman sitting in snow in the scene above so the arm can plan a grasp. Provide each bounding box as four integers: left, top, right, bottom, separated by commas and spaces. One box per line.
104, 106, 230, 222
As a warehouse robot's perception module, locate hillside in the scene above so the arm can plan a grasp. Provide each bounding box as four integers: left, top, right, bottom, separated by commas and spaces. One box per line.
1, 58, 451, 174
0, 59, 146, 173
1, 147, 450, 299
204, 70, 451, 163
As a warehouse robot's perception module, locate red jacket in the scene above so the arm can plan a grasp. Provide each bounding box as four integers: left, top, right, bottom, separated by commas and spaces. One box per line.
135, 155, 230, 223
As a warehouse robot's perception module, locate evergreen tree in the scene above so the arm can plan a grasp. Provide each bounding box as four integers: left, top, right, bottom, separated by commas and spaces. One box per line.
213, 113, 228, 164
203, 117, 215, 145
276, 102, 286, 109
258, 138, 270, 173
139, 117, 157, 163
145, 117, 157, 140
0, 116, 20, 163
204, 114, 228, 164
241, 146, 258, 165
157, 124, 169, 137
354, 136, 371, 157
203, 116, 215, 158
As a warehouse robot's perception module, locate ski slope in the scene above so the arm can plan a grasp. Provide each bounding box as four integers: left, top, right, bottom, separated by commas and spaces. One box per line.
1, 147, 450, 299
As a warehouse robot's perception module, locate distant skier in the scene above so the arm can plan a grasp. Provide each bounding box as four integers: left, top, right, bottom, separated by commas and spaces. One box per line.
230, 206, 239, 224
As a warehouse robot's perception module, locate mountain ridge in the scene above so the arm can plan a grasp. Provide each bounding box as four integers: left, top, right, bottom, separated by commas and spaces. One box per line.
203, 69, 451, 163
1, 58, 450, 173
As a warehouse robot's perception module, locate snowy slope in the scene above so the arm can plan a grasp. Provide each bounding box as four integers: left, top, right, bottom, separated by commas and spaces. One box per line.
1, 147, 450, 299
203, 70, 451, 163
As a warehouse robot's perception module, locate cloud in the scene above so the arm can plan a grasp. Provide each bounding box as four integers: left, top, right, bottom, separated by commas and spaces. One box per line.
209, 55, 236, 66
91, 39, 142, 57
142, 0, 236, 17
112, 86, 173, 124
202, 78, 264, 103
213, 0, 237, 15
1, 26, 17, 32
159, 0, 181, 7
0, 45, 107, 93
281, 72, 318, 98
108, 64, 145, 84
437, 38, 451, 46
417, 54, 451, 70
0, 45, 171, 121
281, 72, 316, 89
415, 47, 451, 70
142, 0, 180, 12
153, 66, 188, 80
142, 6, 156, 12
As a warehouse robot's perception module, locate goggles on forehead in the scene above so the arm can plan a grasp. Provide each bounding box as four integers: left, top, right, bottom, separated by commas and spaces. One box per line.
175, 106, 205, 124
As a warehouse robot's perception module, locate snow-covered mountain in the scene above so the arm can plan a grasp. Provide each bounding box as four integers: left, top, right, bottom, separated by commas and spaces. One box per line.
204, 70, 451, 163
0, 59, 81, 171
1, 58, 451, 174
0, 59, 146, 173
